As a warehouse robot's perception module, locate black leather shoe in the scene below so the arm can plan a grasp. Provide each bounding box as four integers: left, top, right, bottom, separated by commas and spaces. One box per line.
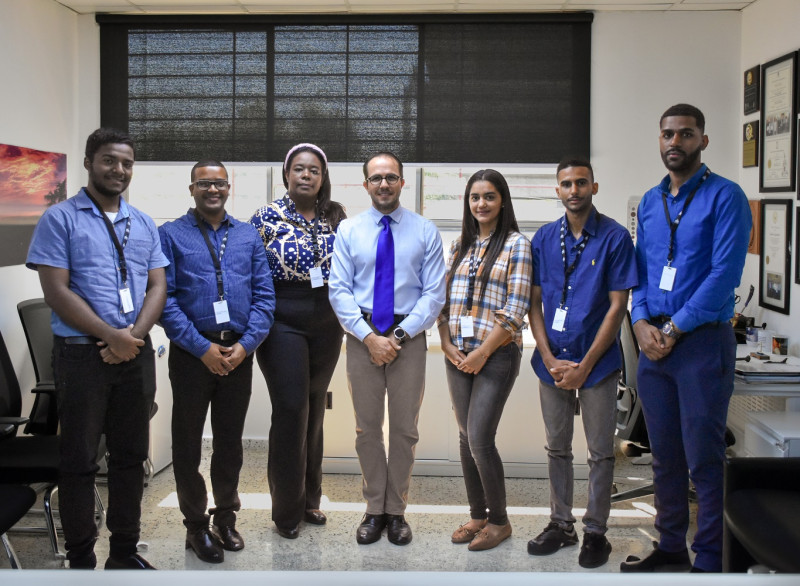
185, 528, 224, 563
356, 513, 386, 545
620, 545, 691, 572
304, 509, 327, 525
213, 525, 244, 551
276, 524, 300, 539
386, 514, 412, 546
104, 553, 156, 570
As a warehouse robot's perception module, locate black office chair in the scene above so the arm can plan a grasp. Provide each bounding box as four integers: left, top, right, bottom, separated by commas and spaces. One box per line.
0, 484, 38, 568
612, 311, 655, 503
0, 328, 104, 560
17, 299, 58, 436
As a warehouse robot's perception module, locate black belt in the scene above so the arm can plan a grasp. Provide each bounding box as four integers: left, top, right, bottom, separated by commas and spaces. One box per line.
362, 311, 408, 324
59, 335, 101, 345
200, 330, 242, 342
649, 316, 721, 330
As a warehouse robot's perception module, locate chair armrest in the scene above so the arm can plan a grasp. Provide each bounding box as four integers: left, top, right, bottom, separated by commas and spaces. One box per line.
0, 416, 30, 437
1, 423, 16, 439
31, 382, 56, 394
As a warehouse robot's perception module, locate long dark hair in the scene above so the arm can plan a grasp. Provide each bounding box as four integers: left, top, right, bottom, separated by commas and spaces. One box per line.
446, 169, 519, 300
283, 145, 346, 229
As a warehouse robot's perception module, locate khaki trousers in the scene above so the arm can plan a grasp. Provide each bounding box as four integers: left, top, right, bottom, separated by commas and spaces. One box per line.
345, 332, 427, 515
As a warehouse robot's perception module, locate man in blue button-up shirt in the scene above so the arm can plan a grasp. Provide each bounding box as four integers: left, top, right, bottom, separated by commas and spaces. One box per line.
528, 159, 637, 569
158, 160, 275, 564
329, 151, 445, 547
27, 128, 168, 570
621, 104, 751, 573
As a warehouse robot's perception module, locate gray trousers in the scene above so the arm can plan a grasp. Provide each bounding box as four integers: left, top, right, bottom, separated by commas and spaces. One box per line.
345, 332, 427, 515
538, 371, 618, 534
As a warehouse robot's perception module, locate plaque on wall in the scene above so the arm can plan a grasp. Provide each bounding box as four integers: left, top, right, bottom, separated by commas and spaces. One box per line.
744, 65, 760, 115
743, 120, 759, 167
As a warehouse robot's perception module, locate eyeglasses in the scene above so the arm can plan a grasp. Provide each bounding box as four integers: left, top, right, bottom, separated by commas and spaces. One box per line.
192, 180, 229, 190
366, 174, 402, 186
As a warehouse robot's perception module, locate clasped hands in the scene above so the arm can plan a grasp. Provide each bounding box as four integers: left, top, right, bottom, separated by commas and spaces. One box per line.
442, 343, 489, 375
632, 320, 676, 362
96, 324, 145, 364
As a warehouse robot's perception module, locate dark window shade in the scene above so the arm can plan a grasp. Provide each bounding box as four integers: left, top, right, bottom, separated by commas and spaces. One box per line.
99, 15, 591, 163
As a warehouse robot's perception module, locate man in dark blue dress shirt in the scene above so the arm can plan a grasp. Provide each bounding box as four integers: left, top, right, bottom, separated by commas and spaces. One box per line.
622, 104, 750, 573
158, 160, 275, 563
528, 158, 637, 569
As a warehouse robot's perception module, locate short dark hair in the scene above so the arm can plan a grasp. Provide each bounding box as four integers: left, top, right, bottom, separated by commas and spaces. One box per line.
85, 128, 135, 163
191, 159, 227, 182
363, 151, 403, 180
660, 103, 705, 132
556, 157, 594, 183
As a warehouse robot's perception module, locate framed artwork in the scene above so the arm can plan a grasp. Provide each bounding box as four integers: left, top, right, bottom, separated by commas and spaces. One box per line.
759, 51, 797, 193
743, 120, 759, 167
744, 64, 760, 115
759, 199, 792, 314
0, 143, 67, 267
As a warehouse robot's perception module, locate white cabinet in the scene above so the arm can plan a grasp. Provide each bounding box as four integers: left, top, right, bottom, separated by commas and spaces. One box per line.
744, 411, 800, 458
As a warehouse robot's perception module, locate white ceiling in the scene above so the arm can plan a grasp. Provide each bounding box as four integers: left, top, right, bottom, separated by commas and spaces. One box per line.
54, 0, 759, 15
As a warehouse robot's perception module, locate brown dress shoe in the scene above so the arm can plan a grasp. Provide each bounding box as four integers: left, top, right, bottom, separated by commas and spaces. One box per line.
468, 522, 512, 551
451, 519, 488, 544
304, 509, 327, 525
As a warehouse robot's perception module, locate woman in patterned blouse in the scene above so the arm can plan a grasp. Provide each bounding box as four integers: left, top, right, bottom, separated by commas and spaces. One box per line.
437, 169, 533, 551
250, 143, 346, 539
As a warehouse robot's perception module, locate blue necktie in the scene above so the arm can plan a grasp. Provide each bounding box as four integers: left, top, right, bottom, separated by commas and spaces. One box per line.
372, 215, 395, 333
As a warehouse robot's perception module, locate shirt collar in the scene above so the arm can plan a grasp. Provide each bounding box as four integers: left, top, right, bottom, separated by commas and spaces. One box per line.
187, 208, 232, 228
563, 206, 598, 238
368, 204, 404, 225
659, 163, 709, 199
76, 187, 131, 220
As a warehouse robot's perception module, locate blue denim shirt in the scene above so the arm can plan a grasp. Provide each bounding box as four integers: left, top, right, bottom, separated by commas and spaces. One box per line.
158, 210, 275, 358
26, 188, 169, 337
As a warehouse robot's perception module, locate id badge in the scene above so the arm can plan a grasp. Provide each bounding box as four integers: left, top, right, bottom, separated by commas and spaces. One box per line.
309, 266, 324, 288
552, 307, 567, 332
213, 299, 231, 324
659, 266, 677, 291
460, 315, 475, 338
119, 288, 134, 313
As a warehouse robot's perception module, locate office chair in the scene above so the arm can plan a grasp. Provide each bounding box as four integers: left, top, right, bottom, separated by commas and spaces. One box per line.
0, 484, 38, 568
17, 299, 58, 436
0, 328, 104, 559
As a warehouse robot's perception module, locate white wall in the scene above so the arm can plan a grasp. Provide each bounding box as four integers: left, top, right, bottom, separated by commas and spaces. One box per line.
739, 0, 800, 351
0, 0, 88, 414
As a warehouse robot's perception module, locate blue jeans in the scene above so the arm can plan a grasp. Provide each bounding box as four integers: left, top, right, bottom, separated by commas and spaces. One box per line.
637, 322, 735, 572
446, 344, 521, 525
538, 371, 617, 535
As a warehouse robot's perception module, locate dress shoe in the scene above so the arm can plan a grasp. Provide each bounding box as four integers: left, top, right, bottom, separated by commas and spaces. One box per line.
468, 522, 512, 551
104, 553, 156, 570
185, 527, 224, 563
619, 545, 691, 572
276, 524, 300, 539
386, 514, 412, 546
213, 524, 244, 551
451, 519, 487, 544
304, 509, 327, 525
356, 513, 386, 545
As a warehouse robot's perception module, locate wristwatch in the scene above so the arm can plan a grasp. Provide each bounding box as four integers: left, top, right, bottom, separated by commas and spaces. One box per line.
661, 319, 682, 340
393, 327, 407, 345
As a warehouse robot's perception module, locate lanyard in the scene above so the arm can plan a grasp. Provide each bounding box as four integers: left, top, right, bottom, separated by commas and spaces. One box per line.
193, 210, 230, 301
661, 168, 711, 266
84, 192, 132, 285
559, 216, 589, 308
465, 239, 486, 313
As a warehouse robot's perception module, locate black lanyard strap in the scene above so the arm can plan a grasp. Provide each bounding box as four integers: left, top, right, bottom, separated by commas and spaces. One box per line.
559, 216, 589, 308
661, 168, 711, 265
465, 239, 486, 313
194, 210, 230, 301
85, 192, 131, 285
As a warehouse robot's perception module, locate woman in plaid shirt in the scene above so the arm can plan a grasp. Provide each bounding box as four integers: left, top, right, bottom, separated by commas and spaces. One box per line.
437, 169, 533, 551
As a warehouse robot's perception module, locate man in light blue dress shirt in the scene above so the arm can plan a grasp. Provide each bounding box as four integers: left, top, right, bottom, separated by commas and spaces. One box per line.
329, 151, 445, 546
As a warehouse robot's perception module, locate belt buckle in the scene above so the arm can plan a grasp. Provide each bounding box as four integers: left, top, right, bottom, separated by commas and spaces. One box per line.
219, 330, 233, 341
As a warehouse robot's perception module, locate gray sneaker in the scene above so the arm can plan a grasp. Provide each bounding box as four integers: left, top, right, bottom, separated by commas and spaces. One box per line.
527, 522, 579, 555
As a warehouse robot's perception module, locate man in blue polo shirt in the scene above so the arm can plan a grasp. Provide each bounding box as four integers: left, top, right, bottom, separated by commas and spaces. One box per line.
158, 160, 274, 564
528, 158, 637, 569
621, 104, 750, 573
26, 128, 168, 570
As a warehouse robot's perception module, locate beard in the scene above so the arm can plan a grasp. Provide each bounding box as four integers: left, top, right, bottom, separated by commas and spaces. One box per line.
661, 144, 702, 173
90, 179, 128, 198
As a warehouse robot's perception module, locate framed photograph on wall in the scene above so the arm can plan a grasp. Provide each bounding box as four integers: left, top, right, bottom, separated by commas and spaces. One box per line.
759, 199, 792, 314
759, 52, 797, 193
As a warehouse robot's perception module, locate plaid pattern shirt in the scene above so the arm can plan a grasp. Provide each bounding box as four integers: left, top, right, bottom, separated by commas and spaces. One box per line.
438, 231, 532, 352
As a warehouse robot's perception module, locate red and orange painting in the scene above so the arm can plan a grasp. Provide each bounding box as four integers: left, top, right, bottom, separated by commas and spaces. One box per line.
0, 143, 67, 267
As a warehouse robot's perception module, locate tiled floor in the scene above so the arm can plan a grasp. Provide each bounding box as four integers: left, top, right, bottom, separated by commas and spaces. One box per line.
4, 440, 689, 572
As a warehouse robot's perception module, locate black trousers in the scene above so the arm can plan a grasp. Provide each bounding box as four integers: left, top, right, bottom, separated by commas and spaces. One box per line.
256, 283, 343, 530
169, 341, 253, 531
53, 336, 155, 566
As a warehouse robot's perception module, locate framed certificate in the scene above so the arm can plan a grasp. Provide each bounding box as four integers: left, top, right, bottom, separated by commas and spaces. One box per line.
759, 199, 792, 314
759, 52, 797, 193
